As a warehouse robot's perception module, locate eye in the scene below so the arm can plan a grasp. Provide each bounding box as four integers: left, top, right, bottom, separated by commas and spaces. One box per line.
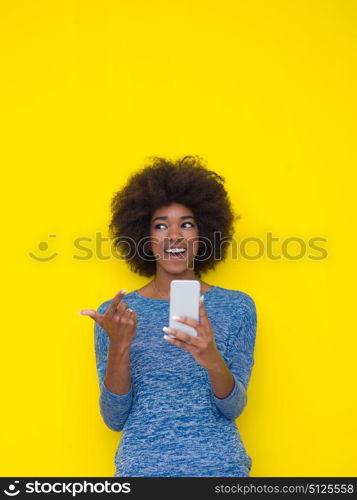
153, 222, 195, 229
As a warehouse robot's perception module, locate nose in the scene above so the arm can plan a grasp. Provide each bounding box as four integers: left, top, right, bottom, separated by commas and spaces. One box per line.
167, 224, 184, 243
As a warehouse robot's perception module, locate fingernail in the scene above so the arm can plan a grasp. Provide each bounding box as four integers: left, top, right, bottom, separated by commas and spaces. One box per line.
79, 309, 91, 315
121, 289, 127, 294
172, 315, 180, 320
127, 308, 133, 312
200, 295, 204, 302
163, 335, 172, 341
162, 326, 171, 333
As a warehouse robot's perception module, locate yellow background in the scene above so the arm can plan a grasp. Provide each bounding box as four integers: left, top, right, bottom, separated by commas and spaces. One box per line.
1, 0, 356, 477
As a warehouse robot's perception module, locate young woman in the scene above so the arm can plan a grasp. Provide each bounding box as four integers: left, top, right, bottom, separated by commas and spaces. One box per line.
80, 156, 257, 477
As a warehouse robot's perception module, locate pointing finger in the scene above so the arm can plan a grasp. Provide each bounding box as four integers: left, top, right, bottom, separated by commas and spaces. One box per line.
106, 289, 127, 318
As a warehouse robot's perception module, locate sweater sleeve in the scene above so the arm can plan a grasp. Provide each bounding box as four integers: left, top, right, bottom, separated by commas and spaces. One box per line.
212, 293, 257, 420
94, 302, 133, 431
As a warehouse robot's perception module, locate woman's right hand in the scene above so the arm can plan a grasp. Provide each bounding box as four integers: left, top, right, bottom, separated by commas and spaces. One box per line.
79, 290, 138, 348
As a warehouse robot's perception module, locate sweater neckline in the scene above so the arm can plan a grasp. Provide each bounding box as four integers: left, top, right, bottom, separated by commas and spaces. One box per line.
133, 285, 218, 302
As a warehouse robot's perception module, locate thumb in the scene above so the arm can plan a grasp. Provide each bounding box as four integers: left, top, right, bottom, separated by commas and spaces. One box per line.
79, 309, 101, 322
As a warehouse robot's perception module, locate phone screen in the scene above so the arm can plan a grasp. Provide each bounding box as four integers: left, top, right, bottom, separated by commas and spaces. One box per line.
168, 280, 200, 337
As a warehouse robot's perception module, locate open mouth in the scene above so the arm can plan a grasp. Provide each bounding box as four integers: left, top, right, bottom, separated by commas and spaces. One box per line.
164, 248, 187, 259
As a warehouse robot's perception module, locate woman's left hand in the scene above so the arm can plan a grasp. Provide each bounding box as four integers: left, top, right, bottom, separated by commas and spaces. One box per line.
163, 296, 223, 371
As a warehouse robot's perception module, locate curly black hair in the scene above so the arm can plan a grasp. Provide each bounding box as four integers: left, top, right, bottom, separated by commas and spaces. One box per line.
108, 155, 240, 279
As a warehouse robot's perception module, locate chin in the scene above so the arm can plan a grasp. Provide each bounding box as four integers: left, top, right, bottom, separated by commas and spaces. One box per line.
159, 260, 194, 274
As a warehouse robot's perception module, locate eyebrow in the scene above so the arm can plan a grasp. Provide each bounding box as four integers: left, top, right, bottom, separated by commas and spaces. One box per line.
151, 215, 195, 222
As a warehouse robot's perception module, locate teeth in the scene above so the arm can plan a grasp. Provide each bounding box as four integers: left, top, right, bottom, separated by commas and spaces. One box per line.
165, 248, 186, 253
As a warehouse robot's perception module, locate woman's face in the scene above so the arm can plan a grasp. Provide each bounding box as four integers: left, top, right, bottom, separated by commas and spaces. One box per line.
149, 202, 200, 274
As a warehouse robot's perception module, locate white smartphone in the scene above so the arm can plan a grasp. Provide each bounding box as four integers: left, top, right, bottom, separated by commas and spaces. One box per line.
168, 280, 200, 338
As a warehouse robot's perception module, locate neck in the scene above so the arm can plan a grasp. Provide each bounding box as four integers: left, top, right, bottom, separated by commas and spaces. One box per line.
152, 269, 200, 299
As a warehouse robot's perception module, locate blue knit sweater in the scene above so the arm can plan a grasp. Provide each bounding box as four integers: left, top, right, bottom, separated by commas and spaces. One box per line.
94, 285, 257, 477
